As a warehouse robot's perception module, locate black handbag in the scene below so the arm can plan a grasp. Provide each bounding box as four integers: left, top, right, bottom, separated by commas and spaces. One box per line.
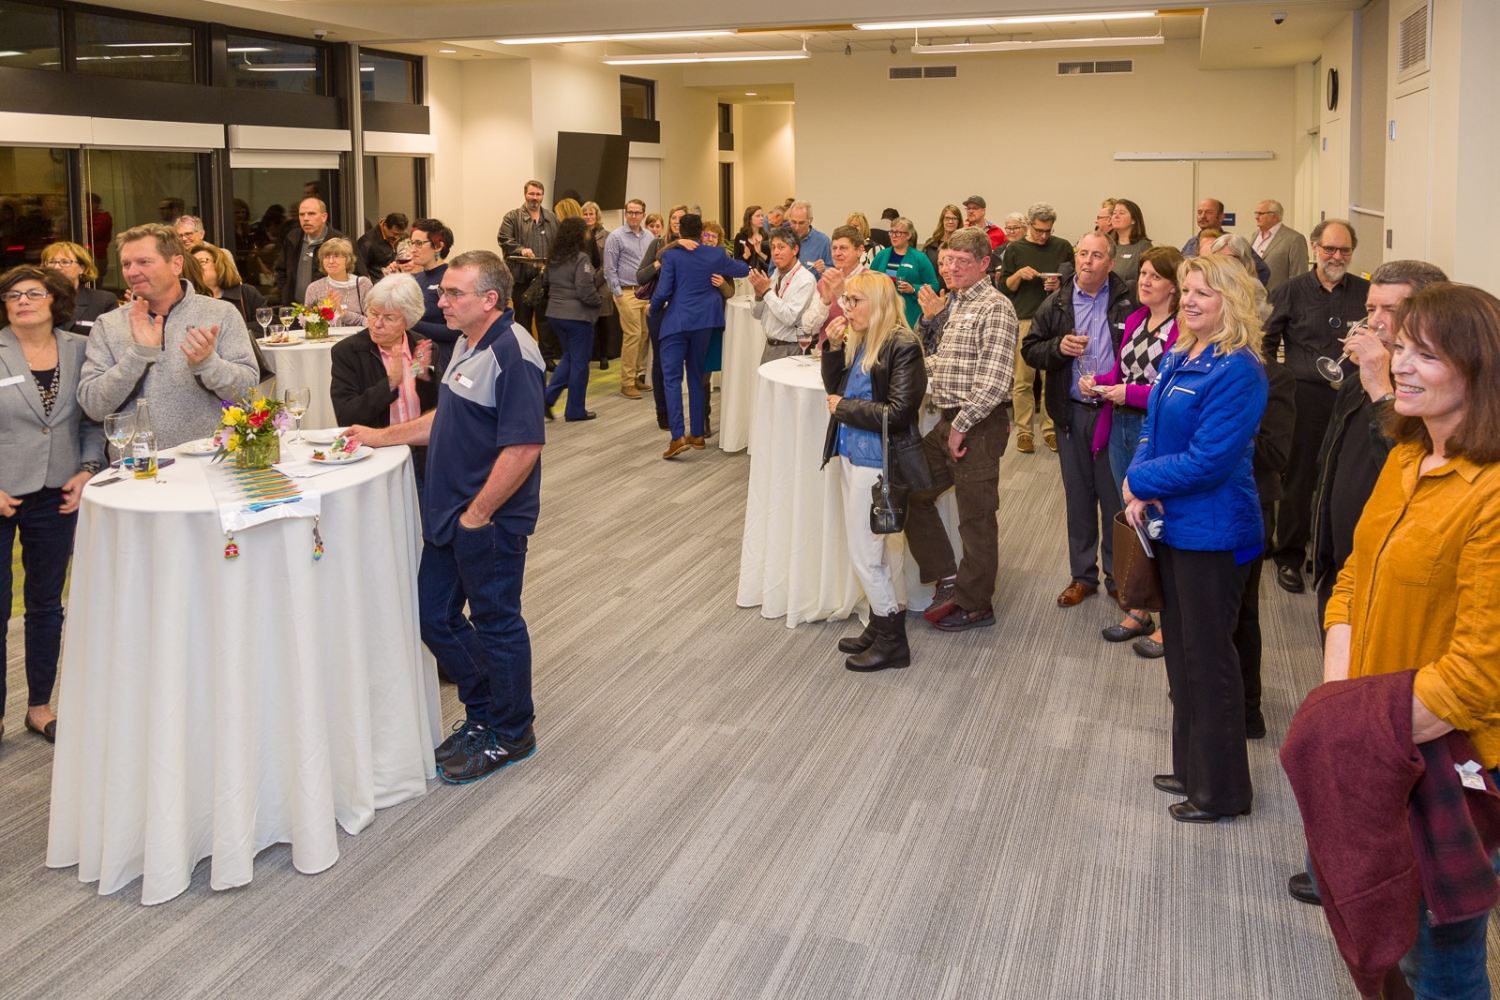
522, 265, 550, 311
870, 408, 909, 535
890, 422, 934, 492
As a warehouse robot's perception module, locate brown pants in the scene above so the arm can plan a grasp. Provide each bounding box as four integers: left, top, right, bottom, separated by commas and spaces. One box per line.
1011, 319, 1053, 435
903, 405, 1010, 611
615, 293, 650, 384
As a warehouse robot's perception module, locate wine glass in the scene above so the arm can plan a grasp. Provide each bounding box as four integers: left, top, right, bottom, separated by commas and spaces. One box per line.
278, 306, 295, 329
1317, 319, 1370, 382
797, 331, 812, 357
103, 410, 135, 468
1077, 356, 1097, 394
284, 386, 310, 443
254, 306, 272, 340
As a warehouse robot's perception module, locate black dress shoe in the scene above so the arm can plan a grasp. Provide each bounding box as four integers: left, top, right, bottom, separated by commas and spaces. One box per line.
1153, 774, 1186, 795
1287, 871, 1321, 906
1169, 801, 1250, 824
565, 411, 598, 422
543, 402, 556, 421
1275, 564, 1305, 593
1245, 710, 1267, 740
25, 716, 57, 743
656, 412, 670, 431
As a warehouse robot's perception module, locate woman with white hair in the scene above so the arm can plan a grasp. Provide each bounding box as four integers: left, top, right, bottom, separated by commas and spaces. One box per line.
330, 273, 437, 481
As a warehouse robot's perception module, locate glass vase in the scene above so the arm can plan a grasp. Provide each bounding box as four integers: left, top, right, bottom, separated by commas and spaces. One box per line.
305, 319, 330, 340
235, 432, 281, 470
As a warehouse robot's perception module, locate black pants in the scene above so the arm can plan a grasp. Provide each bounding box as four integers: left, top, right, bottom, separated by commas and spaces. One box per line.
513, 282, 560, 365
647, 307, 667, 420
1159, 544, 1253, 815
1273, 380, 1337, 570
0, 487, 75, 716
1056, 402, 1119, 590
1231, 503, 1274, 720
594, 312, 621, 362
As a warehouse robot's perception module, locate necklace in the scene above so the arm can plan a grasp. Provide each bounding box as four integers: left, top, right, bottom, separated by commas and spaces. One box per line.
17, 331, 56, 368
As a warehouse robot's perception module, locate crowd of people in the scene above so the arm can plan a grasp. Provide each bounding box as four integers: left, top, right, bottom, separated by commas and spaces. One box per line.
3, 177, 1500, 997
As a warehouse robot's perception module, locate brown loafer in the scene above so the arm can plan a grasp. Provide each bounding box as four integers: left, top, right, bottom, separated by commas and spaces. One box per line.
1016, 432, 1034, 454
1043, 431, 1058, 452
663, 437, 691, 459
1056, 581, 1097, 607
619, 385, 642, 399
686, 435, 706, 450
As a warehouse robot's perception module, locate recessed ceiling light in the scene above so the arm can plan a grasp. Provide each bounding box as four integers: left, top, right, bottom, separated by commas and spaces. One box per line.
603, 50, 809, 66
856, 11, 1157, 30
499, 30, 734, 45
912, 35, 1164, 54
746, 91, 756, 95
439, 49, 457, 54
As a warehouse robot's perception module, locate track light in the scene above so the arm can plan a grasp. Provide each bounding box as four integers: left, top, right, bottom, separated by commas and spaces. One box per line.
845, 42, 852, 56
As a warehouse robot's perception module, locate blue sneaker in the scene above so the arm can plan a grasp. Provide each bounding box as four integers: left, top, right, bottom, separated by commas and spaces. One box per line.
434, 719, 487, 766
439, 725, 537, 785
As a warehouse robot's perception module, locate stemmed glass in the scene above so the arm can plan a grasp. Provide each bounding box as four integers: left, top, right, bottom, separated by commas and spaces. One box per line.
278, 306, 295, 330
254, 306, 272, 341
1317, 319, 1371, 382
797, 330, 812, 358
284, 386, 310, 443
1077, 355, 1097, 394
104, 410, 135, 468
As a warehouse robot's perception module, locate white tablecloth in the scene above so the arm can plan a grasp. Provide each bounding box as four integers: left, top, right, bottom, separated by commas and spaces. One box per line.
258, 327, 359, 430
736, 358, 959, 627
47, 437, 441, 904
719, 298, 764, 453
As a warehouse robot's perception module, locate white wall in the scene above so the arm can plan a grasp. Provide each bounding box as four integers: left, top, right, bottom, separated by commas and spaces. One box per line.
740, 104, 795, 218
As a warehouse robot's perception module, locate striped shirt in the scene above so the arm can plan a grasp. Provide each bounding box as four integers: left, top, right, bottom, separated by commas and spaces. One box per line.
918, 280, 1018, 433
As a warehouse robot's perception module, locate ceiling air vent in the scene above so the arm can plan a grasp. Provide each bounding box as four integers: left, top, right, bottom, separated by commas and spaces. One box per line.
1396, 1, 1432, 82
888, 66, 957, 80
923, 65, 957, 79
889, 67, 923, 80
1058, 60, 1133, 75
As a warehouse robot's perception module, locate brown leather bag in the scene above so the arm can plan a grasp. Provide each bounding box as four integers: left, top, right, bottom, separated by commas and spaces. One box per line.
1112, 511, 1165, 612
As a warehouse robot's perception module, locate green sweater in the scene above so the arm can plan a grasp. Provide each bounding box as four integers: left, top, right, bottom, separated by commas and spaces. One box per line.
870, 246, 940, 328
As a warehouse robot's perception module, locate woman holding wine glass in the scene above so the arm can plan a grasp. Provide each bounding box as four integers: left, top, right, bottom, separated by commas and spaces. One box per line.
0, 264, 106, 748
303, 238, 372, 327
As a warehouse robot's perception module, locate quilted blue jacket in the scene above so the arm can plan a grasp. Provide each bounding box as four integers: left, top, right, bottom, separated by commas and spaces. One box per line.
1126, 343, 1268, 552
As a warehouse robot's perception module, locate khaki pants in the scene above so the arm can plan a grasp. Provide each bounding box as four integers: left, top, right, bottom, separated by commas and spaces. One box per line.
1012, 319, 1053, 436
615, 292, 650, 384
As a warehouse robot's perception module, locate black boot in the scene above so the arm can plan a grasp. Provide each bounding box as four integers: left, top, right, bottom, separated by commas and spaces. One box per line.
838, 618, 877, 654
845, 611, 910, 672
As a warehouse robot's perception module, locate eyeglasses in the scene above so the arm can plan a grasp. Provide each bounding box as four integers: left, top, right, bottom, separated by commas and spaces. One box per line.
437, 286, 476, 300
1315, 244, 1354, 257
2, 288, 50, 301
837, 295, 868, 310
1252, 211, 1276, 217
42, 258, 79, 269
888, 230, 911, 237
408, 238, 432, 247
1031, 227, 1054, 236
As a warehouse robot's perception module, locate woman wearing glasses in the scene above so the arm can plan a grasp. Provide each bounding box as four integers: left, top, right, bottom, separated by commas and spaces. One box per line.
0, 265, 105, 749
870, 217, 939, 329
821, 273, 927, 671
923, 205, 963, 290
405, 218, 456, 376
41, 241, 117, 335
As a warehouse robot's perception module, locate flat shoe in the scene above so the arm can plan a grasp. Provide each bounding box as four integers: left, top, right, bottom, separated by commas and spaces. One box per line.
1102, 612, 1154, 642
1133, 637, 1165, 659
1153, 774, 1185, 795
1169, 801, 1249, 824
25, 716, 57, 743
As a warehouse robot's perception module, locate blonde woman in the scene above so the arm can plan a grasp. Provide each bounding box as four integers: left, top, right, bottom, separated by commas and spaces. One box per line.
554, 198, 583, 221
846, 211, 874, 265
40, 241, 117, 334
923, 204, 963, 290
820, 272, 929, 672
191, 242, 268, 328
304, 237, 372, 325
1123, 254, 1269, 824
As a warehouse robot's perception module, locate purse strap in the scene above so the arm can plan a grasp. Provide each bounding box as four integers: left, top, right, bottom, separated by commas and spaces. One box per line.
880, 406, 892, 499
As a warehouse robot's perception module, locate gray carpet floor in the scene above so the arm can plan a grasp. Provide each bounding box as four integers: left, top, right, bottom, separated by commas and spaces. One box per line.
1, 383, 1492, 998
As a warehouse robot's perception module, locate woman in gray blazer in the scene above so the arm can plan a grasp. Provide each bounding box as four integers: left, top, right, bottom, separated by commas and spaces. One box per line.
0, 265, 106, 747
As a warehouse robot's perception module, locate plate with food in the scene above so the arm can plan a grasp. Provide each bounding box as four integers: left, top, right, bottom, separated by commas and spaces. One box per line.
176, 437, 219, 457
258, 333, 302, 346
309, 437, 372, 464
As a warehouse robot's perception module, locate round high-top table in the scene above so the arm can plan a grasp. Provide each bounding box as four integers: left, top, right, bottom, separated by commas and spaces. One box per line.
736, 357, 959, 628
46, 436, 440, 904
257, 326, 360, 429
718, 298, 764, 453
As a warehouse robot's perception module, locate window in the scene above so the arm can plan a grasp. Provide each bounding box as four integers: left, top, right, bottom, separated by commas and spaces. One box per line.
363, 156, 422, 234
231, 167, 339, 303
0, 146, 71, 273
74, 11, 196, 85
0, 1, 62, 71
620, 76, 655, 120
226, 34, 327, 95
360, 51, 419, 104
82, 149, 203, 293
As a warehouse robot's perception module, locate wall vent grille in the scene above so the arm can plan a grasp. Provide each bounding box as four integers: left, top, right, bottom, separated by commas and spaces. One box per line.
888, 66, 958, 80
1397, 2, 1431, 81
1058, 59, 1133, 75
888, 67, 923, 80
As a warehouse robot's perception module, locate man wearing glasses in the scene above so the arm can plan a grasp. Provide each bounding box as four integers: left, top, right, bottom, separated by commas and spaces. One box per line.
1263, 218, 1370, 594
999, 202, 1073, 454
906, 226, 1020, 632
344, 250, 546, 786
1251, 200, 1308, 293
603, 199, 654, 398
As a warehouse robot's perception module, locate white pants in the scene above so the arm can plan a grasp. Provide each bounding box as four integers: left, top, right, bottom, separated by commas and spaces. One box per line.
840, 459, 901, 617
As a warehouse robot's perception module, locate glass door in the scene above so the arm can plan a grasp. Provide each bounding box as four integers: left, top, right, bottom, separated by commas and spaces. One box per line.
0, 145, 71, 272
81, 147, 204, 293
231, 166, 339, 303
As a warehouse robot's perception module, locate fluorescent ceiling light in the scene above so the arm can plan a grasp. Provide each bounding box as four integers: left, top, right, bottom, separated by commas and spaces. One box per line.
439, 49, 457, 54
0, 51, 23, 57
499, 30, 733, 45
856, 11, 1156, 30
603, 50, 809, 65
227, 46, 272, 54
245, 64, 318, 72
913, 35, 1164, 54
104, 41, 192, 48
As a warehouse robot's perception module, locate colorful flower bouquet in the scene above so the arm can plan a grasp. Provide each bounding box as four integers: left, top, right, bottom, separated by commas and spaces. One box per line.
294, 299, 337, 340
213, 393, 292, 469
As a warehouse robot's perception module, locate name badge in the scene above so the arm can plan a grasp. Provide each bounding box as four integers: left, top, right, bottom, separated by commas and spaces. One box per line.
75, 320, 94, 328
0, 374, 23, 387
455, 372, 475, 389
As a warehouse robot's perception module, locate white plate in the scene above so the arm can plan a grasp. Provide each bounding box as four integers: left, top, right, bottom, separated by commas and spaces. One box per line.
176, 437, 219, 457
258, 336, 302, 347
302, 429, 340, 445
309, 445, 372, 465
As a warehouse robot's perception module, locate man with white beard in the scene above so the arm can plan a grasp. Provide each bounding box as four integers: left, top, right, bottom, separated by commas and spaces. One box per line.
1260, 219, 1369, 595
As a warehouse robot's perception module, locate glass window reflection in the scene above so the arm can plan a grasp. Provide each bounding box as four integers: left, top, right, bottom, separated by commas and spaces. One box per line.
0, 1, 62, 71
359, 52, 417, 104
74, 12, 195, 85
0, 146, 71, 273
227, 35, 326, 95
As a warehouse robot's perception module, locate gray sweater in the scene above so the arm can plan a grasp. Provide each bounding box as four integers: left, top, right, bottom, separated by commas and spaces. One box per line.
544, 251, 606, 323
77, 280, 261, 449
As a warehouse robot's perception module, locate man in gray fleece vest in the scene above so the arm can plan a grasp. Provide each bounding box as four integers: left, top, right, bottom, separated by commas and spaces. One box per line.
78, 224, 260, 450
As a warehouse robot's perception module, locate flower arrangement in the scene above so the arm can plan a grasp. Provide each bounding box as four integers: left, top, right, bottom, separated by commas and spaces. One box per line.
214, 393, 292, 469
294, 298, 337, 340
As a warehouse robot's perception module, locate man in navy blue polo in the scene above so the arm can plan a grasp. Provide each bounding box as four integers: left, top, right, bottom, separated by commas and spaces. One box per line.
345, 249, 546, 785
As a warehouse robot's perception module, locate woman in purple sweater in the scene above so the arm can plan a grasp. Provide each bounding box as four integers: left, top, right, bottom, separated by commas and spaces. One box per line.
1081, 245, 1184, 648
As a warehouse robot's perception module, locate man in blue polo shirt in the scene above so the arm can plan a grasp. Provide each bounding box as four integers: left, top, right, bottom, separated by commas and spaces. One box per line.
344, 249, 547, 785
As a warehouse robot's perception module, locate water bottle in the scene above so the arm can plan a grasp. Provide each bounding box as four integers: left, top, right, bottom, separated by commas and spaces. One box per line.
132, 398, 159, 480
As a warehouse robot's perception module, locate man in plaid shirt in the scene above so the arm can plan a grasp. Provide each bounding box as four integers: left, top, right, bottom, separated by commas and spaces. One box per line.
907, 226, 1019, 632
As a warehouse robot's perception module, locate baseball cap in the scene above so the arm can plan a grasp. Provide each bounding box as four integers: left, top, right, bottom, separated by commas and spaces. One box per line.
963, 195, 986, 209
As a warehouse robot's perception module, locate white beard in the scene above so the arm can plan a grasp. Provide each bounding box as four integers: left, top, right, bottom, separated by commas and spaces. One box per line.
1320, 261, 1347, 283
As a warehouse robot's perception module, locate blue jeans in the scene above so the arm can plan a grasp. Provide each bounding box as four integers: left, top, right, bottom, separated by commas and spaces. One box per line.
1108, 409, 1144, 504
417, 523, 534, 741
659, 327, 712, 439
544, 317, 595, 419
0, 487, 76, 716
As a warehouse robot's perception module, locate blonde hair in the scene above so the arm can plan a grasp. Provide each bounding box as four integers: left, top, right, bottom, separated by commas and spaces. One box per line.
192, 242, 244, 289
581, 201, 602, 224
554, 198, 583, 220
1174, 254, 1264, 357
846, 212, 871, 242
317, 237, 356, 274
41, 241, 99, 283
843, 271, 912, 372
644, 213, 664, 231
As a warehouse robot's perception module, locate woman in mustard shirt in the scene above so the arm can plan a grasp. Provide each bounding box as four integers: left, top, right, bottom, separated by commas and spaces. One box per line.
1324, 282, 1500, 999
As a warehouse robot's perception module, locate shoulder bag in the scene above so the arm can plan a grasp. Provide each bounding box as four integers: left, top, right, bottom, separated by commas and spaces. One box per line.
870, 408, 909, 535
522, 263, 550, 312
1111, 511, 1165, 612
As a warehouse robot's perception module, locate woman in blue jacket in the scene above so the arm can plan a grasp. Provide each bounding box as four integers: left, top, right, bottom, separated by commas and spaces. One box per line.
869, 217, 939, 328
1123, 254, 1268, 824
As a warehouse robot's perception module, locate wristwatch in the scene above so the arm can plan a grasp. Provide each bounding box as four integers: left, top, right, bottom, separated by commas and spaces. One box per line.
79, 461, 103, 475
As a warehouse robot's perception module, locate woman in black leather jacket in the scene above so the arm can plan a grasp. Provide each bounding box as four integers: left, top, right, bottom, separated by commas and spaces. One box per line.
820, 272, 928, 672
